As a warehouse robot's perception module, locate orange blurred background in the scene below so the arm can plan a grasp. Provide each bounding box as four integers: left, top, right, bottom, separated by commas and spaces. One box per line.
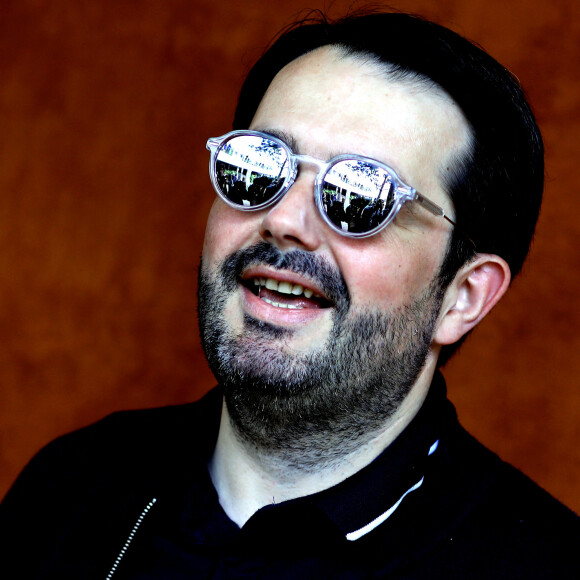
1, 0, 579, 512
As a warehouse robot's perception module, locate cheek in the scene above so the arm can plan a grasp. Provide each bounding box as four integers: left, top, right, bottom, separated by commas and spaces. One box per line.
337, 234, 445, 309
202, 200, 258, 265
202, 202, 226, 263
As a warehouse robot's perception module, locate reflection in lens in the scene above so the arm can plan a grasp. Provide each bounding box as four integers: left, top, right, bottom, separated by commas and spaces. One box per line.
321, 160, 395, 233
215, 135, 290, 207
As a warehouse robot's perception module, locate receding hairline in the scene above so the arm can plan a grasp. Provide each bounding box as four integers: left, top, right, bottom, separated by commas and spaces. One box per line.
286, 44, 462, 108
278, 44, 475, 205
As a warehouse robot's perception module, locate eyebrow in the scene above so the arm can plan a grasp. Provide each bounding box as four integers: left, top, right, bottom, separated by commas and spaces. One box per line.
251, 128, 416, 189
257, 128, 300, 153
235, 128, 455, 225
254, 127, 362, 165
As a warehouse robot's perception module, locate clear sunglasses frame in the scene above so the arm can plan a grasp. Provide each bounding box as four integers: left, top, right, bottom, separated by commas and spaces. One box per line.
206, 130, 456, 239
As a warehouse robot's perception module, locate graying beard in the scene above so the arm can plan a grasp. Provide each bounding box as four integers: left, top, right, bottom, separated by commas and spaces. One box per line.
198, 249, 443, 471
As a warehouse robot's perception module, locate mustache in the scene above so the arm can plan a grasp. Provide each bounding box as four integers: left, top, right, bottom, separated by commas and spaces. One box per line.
220, 241, 350, 308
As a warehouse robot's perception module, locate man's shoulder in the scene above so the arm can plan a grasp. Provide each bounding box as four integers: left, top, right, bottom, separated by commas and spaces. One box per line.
3, 386, 223, 504
54, 385, 221, 463
478, 438, 579, 546
0, 385, 224, 577
428, 423, 580, 577
82, 386, 222, 443
456, 424, 577, 522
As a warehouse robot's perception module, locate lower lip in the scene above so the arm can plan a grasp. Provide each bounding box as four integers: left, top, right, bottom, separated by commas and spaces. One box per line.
241, 285, 330, 325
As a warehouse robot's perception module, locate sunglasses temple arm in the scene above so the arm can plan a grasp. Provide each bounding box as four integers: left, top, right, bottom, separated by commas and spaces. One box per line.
413, 192, 456, 226
414, 192, 478, 249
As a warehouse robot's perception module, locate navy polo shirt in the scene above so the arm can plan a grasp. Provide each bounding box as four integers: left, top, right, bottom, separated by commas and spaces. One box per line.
116, 375, 467, 578
2, 372, 579, 578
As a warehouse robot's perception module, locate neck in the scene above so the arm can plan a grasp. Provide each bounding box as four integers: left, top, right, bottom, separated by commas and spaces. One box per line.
208, 361, 436, 527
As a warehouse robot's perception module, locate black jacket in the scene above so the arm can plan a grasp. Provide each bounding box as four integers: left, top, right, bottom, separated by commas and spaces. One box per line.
1, 375, 579, 579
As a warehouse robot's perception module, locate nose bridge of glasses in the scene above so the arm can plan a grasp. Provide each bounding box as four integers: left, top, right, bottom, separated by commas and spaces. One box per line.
292, 153, 328, 175
288, 154, 329, 200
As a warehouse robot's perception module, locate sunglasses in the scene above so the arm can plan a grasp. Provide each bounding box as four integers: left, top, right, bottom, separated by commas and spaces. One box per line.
206, 130, 456, 239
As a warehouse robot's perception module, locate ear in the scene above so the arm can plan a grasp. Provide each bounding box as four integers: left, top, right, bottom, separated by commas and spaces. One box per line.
433, 254, 511, 346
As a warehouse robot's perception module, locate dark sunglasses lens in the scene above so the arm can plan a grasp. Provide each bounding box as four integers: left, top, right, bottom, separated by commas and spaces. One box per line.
321, 159, 395, 234
214, 135, 290, 207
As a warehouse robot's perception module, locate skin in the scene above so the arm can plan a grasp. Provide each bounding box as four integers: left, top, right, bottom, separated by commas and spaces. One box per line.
202, 47, 510, 526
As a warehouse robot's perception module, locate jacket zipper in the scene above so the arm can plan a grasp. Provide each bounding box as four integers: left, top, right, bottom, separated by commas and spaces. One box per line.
105, 498, 157, 579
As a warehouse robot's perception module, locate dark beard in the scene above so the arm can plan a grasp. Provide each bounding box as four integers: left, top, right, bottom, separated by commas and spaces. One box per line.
198, 242, 444, 469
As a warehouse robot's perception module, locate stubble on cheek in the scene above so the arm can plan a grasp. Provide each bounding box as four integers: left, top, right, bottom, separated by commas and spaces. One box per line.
198, 244, 445, 469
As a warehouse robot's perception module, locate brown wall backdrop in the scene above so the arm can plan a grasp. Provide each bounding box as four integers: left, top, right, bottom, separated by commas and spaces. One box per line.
1, 0, 579, 512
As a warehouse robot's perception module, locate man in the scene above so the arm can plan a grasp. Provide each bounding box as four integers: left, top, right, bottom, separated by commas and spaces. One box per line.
1, 10, 578, 579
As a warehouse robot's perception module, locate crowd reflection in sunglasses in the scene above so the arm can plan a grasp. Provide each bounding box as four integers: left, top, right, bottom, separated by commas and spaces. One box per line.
217, 162, 391, 233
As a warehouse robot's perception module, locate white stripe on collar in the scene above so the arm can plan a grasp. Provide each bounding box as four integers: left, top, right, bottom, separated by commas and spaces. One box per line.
345, 439, 439, 542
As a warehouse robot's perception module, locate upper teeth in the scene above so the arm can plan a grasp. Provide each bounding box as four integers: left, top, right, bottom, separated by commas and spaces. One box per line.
253, 277, 319, 299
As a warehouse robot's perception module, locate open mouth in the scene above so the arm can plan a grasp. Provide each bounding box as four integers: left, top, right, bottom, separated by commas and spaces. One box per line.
242, 276, 333, 310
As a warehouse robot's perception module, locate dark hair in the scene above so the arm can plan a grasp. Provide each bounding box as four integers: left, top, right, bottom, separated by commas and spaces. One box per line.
232, 11, 544, 361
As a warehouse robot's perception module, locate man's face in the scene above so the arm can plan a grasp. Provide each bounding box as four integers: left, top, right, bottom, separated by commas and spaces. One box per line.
199, 47, 471, 458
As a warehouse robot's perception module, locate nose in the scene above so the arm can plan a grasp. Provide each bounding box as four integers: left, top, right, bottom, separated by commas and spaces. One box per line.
259, 170, 324, 251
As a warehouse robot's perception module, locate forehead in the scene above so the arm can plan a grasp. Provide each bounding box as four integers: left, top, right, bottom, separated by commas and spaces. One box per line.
250, 47, 472, 200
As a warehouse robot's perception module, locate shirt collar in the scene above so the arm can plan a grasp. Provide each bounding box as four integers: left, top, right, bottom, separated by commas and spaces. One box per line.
170, 371, 452, 547
282, 371, 451, 540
